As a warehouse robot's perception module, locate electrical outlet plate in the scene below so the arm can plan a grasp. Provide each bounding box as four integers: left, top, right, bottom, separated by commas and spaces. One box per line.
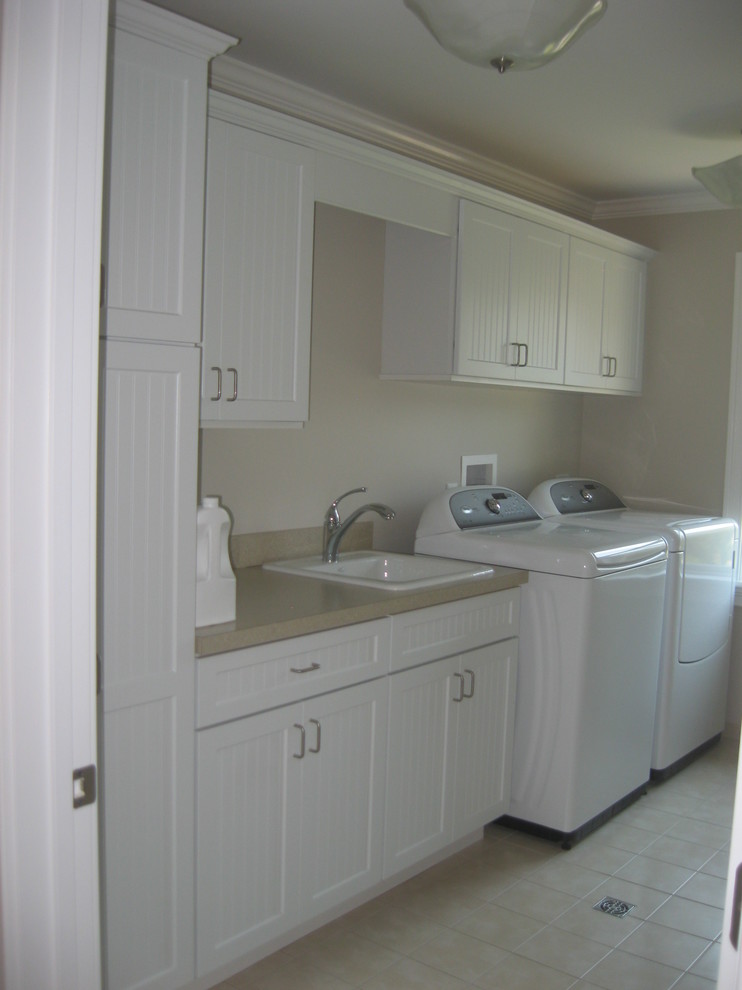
461, 454, 497, 487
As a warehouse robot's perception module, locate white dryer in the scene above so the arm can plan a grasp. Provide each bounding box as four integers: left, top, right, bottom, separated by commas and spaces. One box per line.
415, 486, 668, 846
529, 478, 738, 779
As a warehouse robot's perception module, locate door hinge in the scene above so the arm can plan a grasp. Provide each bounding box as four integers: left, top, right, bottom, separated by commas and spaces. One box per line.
73, 764, 97, 809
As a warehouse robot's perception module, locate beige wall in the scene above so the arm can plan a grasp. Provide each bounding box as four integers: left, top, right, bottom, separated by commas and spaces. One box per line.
585, 209, 742, 727
581, 210, 742, 513
200, 203, 584, 551
201, 201, 742, 723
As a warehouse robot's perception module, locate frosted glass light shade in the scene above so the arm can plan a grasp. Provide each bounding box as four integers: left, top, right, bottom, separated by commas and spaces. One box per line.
692, 155, 742, 207
404, 0, 607, 72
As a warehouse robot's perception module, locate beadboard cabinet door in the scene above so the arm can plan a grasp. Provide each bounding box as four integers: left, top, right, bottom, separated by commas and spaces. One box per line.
455, 201, 569, 386
201, 109, 315, 424
195, 704, 303, 975
564, 238, 647, 393
196, 678, 386, 976
384, 639, 519, 879
452, 640, 518, 838
383, 656, 459, 877
99, 339, 200, 990
299, 680, 387, 917
102, 2, 233, 344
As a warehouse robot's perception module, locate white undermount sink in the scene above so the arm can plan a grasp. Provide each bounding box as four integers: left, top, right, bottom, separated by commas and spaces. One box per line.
263, 551, 494, 591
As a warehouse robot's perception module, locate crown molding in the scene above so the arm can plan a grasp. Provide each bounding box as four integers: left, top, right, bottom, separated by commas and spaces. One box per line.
114, 0, 236, 58
593, 188, 730, 219
209, 54, 735, 222
209, 55, 595, 221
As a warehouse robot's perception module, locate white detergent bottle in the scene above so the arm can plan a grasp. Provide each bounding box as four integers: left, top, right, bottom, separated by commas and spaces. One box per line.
196, 496, 236, 626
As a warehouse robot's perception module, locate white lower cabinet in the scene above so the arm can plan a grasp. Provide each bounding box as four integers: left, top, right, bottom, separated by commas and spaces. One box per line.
194, 589, 519, 982
452, 641, 518, 837
384, 655, 458, 875
195, 678, 387, 976
299, 682, 387, 915
383, 639, 517, 878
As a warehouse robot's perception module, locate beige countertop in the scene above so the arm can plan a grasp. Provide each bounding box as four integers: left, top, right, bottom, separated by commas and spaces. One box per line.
195, 563, 528, 657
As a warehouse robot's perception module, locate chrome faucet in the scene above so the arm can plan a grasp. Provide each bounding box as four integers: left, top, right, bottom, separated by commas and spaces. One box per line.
322, 487, 396, 563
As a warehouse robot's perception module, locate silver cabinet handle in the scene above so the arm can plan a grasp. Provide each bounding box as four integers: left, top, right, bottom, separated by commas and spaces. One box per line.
227, 367, 238, 401
463, 669, 475, 698
290, 661, 320, 674
510, 343, 529, 367
453, 672, 465, 702
603, 356, 618, 378
293, 723, 305, 759
308, 718, 321, 754
210, 366, 222, 401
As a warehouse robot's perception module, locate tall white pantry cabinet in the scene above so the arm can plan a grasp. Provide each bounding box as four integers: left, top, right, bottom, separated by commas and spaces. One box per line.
98, 4, 234, 990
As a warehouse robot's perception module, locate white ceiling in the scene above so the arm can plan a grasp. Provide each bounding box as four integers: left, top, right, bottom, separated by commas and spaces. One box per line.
147, 0, 742, 212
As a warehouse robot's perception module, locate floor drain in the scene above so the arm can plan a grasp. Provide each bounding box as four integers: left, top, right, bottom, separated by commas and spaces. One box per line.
593, 896, 636, 918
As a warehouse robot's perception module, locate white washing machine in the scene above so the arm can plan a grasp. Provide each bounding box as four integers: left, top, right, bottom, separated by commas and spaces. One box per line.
415, 486, 668, 846
529, 477, 738, 779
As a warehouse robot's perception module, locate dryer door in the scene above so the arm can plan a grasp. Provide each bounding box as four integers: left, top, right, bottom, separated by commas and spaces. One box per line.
678, 522, 736, 662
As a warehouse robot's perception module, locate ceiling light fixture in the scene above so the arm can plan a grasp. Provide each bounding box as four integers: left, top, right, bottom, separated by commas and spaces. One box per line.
692, 155, 742, 207
404, 0, 607, 73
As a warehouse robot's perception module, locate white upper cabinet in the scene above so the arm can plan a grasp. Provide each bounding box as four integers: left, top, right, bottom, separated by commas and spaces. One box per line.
564, 238, 647, 393
380, 197, 650, 395
455, 201, 569, 386
192, 96, 652, 401
201, 98, 315, 425
102, 0, 234, 344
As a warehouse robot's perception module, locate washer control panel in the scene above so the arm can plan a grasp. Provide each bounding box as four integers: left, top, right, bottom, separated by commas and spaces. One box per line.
449, 487, 541, 529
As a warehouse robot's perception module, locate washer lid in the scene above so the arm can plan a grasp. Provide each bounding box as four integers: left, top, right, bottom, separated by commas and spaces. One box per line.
415, 524, 667, 577
528, 477, 734, 552
415, 487, 668, 578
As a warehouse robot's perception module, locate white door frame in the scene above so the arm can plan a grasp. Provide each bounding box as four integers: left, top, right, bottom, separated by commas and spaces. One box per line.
0, 1, 108, 987
719, 257, 742, 988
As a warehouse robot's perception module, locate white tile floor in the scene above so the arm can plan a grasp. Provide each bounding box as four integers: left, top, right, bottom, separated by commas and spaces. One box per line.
212, 734, 738, 990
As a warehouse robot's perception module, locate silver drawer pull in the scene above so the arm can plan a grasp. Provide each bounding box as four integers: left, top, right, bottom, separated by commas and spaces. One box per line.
453, 672, 465, 702
463, 669, 475, 698
290, 661, 321, 674
308, 718, 321, 754
210, 366, 222, 401
293, 723, 305, 759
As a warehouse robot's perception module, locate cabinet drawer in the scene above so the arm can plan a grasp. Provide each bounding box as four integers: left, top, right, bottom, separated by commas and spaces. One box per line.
390, 590, 519, 672
197, 619, 390, 727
